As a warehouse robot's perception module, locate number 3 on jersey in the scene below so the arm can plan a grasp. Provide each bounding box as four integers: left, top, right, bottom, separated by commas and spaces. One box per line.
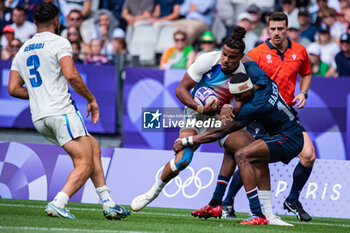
27, 55, 42, 87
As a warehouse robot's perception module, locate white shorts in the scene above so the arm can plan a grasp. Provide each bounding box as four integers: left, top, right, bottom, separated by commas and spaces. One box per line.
180, 107, 229, 147
33, 111, 88, 147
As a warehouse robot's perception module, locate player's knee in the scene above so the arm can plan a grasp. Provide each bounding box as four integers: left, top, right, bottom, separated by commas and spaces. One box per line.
175, 147, 194, 171
300, 146, 316, 167
234, 148, 247, 166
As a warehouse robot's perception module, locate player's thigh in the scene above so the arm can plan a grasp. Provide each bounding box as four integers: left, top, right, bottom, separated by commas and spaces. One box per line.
224, 129, 255, 154
235, 139, 270, 163
63, 136, 93, 167
298, 131, 316, 165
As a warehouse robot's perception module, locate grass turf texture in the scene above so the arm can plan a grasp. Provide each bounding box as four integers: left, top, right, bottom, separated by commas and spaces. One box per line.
0, 199, 349, 233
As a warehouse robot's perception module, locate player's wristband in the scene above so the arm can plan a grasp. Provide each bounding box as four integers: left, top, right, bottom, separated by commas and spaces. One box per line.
197, 105, 203, 114
300, 91, 308, 99
181, 136, 194, 146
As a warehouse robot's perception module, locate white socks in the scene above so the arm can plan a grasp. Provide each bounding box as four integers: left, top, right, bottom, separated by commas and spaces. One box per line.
258, 190, 274, 218
96, 185, 116, 209
52, 192, 69, 209
150, 179, 167, 195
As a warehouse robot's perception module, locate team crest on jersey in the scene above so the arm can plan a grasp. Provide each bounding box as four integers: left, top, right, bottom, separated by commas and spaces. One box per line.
266, 54, 272, 63
292, 54, 297, 60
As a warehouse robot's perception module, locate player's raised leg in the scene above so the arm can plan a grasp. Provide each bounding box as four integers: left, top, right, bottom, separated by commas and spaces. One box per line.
46, 136, 93, 219
131, 129, 199, 212
284, 131, 315, 221
89, 135, 130, 220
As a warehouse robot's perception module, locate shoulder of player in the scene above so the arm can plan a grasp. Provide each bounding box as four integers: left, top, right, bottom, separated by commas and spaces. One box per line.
194, 51, 221, 66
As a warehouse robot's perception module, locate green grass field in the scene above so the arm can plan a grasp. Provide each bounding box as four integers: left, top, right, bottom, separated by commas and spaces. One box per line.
0, 199, 349, 233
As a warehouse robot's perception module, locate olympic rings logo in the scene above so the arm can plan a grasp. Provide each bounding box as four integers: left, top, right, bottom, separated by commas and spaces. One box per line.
155, 166, 214, 199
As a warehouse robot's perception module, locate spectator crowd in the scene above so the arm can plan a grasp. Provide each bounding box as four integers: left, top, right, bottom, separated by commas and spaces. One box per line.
0, 0, 349, 77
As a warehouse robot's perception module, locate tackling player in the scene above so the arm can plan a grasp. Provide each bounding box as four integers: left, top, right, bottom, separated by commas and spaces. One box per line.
8, 3, 130, 220
221, 12, 315, 222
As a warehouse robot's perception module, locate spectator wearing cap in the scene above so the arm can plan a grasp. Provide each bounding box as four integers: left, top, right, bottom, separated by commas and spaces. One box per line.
307, 43, 330, 77
318, 7, 346, 42
247, 4, 265, 37
11, 5, 36, 43
298, 7, 318, 42
1, 24, 14, 48
287, 21, 311, 48
313, 24, 340, 66
195, 30, 217, 59
236, 12, 258, 53
281, 0, 299, 29
160, 30, 195, 69
102, 27, 126, 60
149, 0, 183, 26
335, 33, 350, 77
170, 0, 216, 45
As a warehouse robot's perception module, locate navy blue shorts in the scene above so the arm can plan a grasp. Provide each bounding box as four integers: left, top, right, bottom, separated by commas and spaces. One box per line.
262, 130, 304, 164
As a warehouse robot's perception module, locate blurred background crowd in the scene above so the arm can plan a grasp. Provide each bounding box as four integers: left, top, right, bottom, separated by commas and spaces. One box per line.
0, 0, 349, 77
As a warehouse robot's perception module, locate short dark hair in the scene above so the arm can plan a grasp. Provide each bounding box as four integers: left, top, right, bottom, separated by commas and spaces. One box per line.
33, 3, 60, 24
268, 12, 288, 27
14, 5, 25, 13
224, 26, 246, 53
230, 73, 249, 84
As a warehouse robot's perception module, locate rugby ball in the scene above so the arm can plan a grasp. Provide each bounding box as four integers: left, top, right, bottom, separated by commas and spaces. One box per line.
194, 87, 218, 106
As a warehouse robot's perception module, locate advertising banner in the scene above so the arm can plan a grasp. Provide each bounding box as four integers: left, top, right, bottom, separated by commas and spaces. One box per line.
0, 61, 117, 134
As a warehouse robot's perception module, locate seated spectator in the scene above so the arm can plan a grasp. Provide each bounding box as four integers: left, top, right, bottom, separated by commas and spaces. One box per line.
102, 27, 126, 59
236, 12, 258, 53
195, 30, 217, 59
101, 0, 126, 30
0, 1, 13, 32
113, 37, 127, 54
1, 25, 14, 53
121, 0, 155, 27
309, 0, 329, 26
160, 30, 195, 69
66, 26, 90, 60
318, 7, 346, 41
61, 9, 91, 44
170, 0, 216, 45
287, 22, 311, 48
211, 0, 234, 45
308, 42, 330, 77
282, 0, 299, 28
314, 24, 340, 66
87, 39, 111, 65
71, 41, 85, 64
335, 33, 350, 77
247, 4, 265, 37
93, 9, 119, 42
298, 7, 318, 42
11, 5, 36, 43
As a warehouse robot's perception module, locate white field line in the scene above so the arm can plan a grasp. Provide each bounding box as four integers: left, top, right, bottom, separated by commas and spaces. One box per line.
0, 203, 349, 228
0, 226, 146, 233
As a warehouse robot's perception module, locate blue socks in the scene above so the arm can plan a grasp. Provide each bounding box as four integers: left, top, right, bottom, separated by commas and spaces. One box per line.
209, 175, 230, 207
223, 170, 243, 206
246, 188, 262, 214
287, 162, 312, 205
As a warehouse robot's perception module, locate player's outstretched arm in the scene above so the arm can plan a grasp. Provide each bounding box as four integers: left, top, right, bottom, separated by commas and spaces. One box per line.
59, 56, 99, 124
8, 70, 29, 99
173, 120, 244, 152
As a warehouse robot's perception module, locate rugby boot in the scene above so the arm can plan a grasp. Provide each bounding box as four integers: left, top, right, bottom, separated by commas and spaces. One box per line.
192, 205, 222, 219
283, 200, 312, 222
